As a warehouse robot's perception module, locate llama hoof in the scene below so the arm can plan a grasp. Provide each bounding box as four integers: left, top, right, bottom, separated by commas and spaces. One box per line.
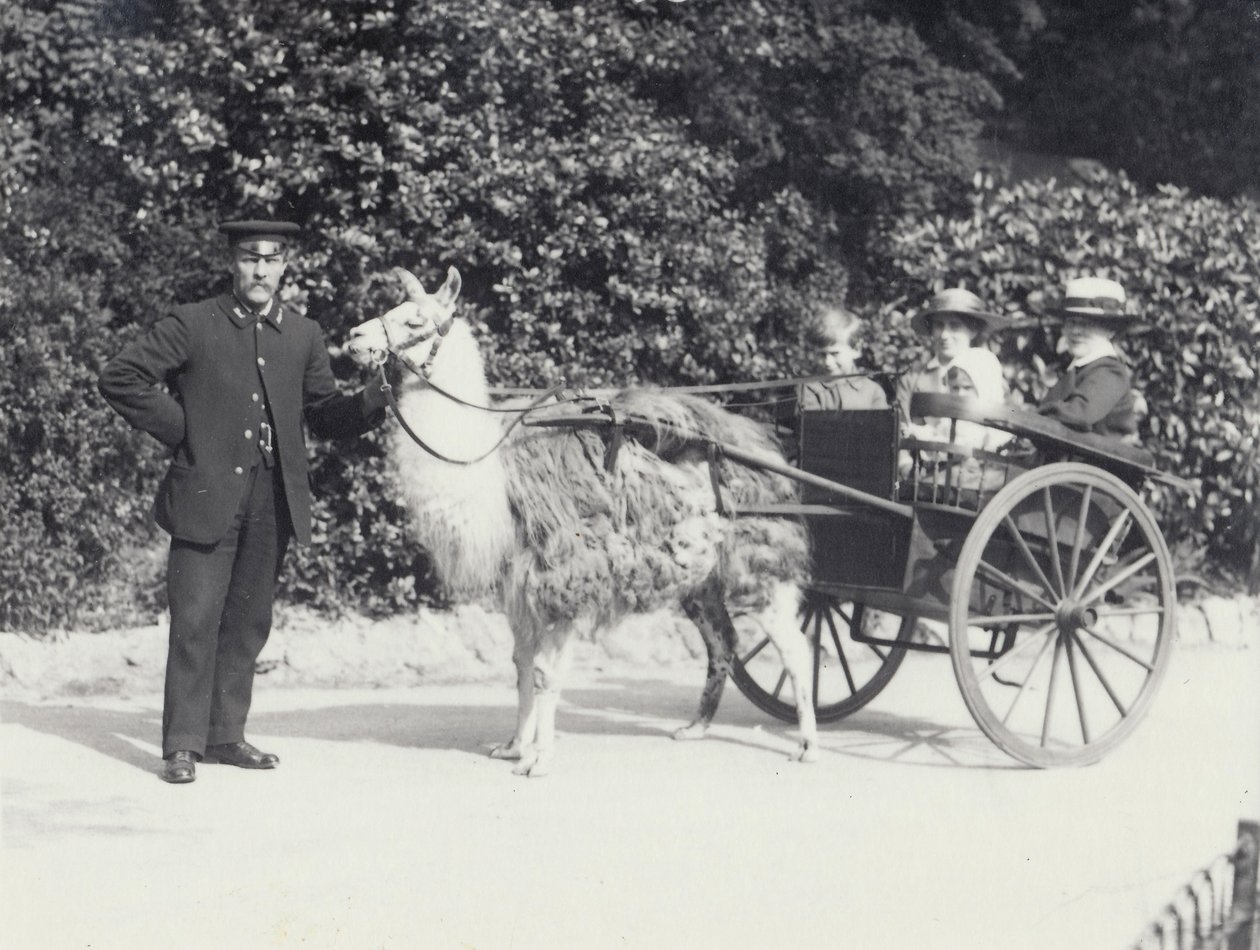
489, 741, 522, 760
521, 755, 552, 778
791, 742, 819, 764
672, 722, 709, 741
511, 747, 539, 775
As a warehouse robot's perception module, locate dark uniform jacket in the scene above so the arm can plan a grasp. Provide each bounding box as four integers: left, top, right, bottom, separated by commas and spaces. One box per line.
98, 293, 386, 545
1037, 355, 1136, 438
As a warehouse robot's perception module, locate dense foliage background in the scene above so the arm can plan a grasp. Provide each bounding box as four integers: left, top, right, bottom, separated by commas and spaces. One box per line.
870, 170, 1260, 587
2, 0, 1257, 630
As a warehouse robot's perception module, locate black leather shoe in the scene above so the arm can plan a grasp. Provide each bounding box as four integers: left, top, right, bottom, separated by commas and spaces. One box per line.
162, 750, 197, 784
204, 740, 279, 769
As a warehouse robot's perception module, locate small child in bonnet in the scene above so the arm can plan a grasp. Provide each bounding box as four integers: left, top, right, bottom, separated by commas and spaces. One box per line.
944, 347, 1012, 455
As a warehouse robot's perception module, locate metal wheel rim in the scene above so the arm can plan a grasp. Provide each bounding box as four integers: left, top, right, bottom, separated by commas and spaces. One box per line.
948, 463, 1175, 767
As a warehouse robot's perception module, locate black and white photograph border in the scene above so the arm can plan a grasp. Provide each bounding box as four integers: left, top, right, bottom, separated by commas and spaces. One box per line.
2, 2, 1259, 949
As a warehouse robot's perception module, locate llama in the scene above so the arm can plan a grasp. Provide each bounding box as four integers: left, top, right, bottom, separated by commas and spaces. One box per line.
347, 267, 817, 776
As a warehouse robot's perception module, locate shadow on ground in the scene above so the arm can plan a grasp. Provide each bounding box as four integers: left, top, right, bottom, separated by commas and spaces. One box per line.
2, 674, 1017, 777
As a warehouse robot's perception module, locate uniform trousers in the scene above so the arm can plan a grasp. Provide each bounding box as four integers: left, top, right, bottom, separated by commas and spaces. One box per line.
162, 461, 291, 757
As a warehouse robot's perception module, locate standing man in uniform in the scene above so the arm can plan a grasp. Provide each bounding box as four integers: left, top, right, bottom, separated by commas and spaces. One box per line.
99, 219, 388, 784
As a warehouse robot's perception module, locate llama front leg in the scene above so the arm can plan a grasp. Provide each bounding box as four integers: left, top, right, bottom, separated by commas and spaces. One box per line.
761, 581, 818, 762
514, 635, 575, 778
674, 580, 737, 741
490, 636, 536, 761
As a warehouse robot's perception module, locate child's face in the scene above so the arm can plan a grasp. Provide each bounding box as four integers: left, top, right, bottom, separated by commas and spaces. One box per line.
1063, 316, 1113, 359
822, 337, 858, 374
947, 369, 977, 398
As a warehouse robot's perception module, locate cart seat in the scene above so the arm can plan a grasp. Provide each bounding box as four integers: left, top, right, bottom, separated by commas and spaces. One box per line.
797, 408, 899, 502
797, 409, 908, 590
898, 438, 1035, 512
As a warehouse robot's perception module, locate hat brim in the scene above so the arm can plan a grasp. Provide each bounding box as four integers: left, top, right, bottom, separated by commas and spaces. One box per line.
1048, 307, 1141, 324
910, 309, 1008, 337
218, 220, 301, 237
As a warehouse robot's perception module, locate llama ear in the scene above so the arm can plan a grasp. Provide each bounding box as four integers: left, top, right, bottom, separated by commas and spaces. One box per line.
435, 266, 462, 307
393, 267, 428, 304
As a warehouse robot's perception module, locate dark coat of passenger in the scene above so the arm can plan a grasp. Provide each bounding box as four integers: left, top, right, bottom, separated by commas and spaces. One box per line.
1036, 355, 1136, 438
98, 293, 386, 545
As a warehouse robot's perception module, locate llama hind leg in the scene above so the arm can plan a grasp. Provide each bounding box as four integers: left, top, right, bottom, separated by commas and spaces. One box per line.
514, 635, 575, 778
758, 580, 818, 762
674, 580, 737, 741
490, 636, 536, 761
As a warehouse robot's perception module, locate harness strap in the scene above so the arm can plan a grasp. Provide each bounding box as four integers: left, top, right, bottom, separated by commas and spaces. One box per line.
602, 405, 624, 473
489, 370, 896, 399
707, 442, 729, 517
377, 312, 441, 379
379, 365, 565, 466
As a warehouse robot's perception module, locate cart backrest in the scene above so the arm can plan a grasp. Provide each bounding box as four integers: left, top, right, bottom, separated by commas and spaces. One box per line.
798, 408, 899, 503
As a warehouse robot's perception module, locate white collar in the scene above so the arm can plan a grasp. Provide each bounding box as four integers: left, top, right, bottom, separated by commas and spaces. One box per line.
1068, 338, 1118, 369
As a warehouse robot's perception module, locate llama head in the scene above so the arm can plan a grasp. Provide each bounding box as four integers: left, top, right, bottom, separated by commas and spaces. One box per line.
347, 266, 462, 369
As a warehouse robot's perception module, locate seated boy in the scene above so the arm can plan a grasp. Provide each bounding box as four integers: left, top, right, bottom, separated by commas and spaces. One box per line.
800, 306, 888, 412
1037, 276, 1138, 438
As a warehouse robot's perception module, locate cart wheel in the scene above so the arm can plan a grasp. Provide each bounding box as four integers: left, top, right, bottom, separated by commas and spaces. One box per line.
949, 463, 1175, 767
730, 589, 912, 723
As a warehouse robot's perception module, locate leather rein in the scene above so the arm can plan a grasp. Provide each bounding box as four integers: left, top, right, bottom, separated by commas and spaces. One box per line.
372, 314, 564, 465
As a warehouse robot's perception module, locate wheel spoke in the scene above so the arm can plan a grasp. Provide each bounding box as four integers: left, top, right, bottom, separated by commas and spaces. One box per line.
740, 636, 771, 665
1042, 488, 1068, 597
1080, 551, 1157, 607
811, 611, 823, 709
771, 668, 788, 701
976, 622, 1056, 683
1064, 631, 1090, 744
975, 558, 1059, 612
1079, 623, 1156, 672
798, 604, 815, 635
1003, 515, 1059, 601
1070, 630, 1128, 717
823, 607, 858, 695
1041, 634, 1066, 747
1067, 484, 1093, 594
829, 616, 869, 676
1000, 629, 1059, 727
1071, 509, 1132, 599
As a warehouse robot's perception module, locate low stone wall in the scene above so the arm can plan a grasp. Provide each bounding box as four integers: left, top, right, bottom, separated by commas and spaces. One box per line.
1, 597, 1255, 700
0, 603, 707, 700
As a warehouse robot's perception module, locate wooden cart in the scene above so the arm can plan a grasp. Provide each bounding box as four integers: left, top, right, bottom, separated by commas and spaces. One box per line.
728, 391, 1184, 768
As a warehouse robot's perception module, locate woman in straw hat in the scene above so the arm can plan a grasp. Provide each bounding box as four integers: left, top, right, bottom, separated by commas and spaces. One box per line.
895, 287, 1008, 428
1037, 276, 1139, 438
896, 288, 1007, 476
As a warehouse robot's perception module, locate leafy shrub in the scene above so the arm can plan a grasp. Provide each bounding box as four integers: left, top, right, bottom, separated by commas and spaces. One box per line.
1, 0, 1008, 629
0, 185, 169, 631
871, 169, 1260, 586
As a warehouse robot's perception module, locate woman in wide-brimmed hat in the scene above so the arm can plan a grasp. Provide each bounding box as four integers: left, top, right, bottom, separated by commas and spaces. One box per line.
896, 287, 1008, 428
1037, 276, 1141, 438
895, 287, 1009, 478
